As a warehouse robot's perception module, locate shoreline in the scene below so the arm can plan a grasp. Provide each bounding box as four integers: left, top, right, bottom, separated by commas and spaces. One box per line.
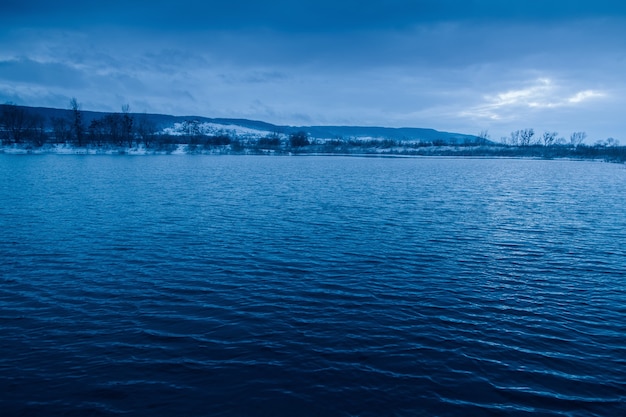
1, 143, 625, 163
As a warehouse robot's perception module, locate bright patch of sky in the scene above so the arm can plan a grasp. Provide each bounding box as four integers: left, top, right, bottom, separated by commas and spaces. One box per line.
1, 1, 625, 142
463, 78, 607, 118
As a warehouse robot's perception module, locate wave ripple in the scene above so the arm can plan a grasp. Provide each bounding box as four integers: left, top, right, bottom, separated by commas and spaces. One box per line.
1, 156, 625, 416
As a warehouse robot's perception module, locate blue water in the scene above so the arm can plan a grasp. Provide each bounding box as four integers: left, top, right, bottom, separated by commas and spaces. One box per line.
1, 155, 625, 416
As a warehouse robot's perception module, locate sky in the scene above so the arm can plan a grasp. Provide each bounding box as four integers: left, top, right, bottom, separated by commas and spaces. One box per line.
1, 1, 625, 142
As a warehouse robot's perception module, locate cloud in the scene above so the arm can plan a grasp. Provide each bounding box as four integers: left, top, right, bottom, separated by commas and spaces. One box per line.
3, 1, 626, 33
1, 7, 625, 141
219, 71, 289, 85
567, 90, 605, 104
461, 78, 608, 122
0, 58, 88, 87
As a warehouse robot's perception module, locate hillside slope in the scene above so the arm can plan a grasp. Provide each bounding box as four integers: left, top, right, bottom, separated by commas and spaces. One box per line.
0, 104, 483, 145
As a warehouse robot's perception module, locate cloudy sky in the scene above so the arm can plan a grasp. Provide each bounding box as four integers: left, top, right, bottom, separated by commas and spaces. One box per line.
1, 1, 625, 142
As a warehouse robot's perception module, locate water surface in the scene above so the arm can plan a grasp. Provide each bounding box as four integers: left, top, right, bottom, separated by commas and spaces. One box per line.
1, 155, 625, 416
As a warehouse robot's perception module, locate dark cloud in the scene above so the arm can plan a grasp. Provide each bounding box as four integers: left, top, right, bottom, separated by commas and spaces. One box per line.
1, 1, 626, 140
0, 58, 87, 87
218, 71, 288, 85
3, 1, 626, 32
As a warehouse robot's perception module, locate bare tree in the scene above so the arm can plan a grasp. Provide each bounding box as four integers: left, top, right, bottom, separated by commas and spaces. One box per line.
88, 118, 107, 146
103, 113, 123, 145
51, 117, 72, 143
1, 104, 28, 144
136, 114, 157, 148
181, 120, 201, 144
30, 113, 47, 146
519, 128, 535, 146
541, 131, 558, 146
478, 130, 490, 145
182, 120, 200, 136
594, 137, 620, 147
69, 98, 84, 147
121, 104, 134, 147
1, 104, 47, 145
509, 130, 521, 146
289, 131, 310, 148
570, 131, 587, 147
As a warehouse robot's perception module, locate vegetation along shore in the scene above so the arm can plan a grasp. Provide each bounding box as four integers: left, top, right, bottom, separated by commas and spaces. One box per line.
2, 102, 624, 163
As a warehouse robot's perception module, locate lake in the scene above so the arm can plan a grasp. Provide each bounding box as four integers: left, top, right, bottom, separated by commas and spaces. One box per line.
1, 155, 625, 416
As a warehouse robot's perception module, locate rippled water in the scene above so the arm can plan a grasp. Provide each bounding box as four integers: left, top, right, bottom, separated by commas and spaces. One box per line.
1, 155, 625, 416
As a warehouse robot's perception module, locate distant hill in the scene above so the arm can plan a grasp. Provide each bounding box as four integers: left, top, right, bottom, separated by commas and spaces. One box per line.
295, 126, 480, 144
0, 104, 485, 145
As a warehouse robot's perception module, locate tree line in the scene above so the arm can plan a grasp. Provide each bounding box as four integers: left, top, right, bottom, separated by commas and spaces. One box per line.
1, 100, 624, 162
0, 100, 312, 150
0, 100, 160, 148
0, 103, 47, 146
493, 128, 620, 148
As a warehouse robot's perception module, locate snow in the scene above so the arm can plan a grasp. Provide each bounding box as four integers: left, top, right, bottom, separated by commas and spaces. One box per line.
0, 144, 161, 155
161, 122, 274, 138
170, 144, 187, 155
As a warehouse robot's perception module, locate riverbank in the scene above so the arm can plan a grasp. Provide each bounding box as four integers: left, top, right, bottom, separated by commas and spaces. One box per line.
2, 142, 625, 163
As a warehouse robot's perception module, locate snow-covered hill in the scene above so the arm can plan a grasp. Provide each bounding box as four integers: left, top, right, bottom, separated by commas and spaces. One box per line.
0, 104, 486, 145
162, 121, 274, 139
